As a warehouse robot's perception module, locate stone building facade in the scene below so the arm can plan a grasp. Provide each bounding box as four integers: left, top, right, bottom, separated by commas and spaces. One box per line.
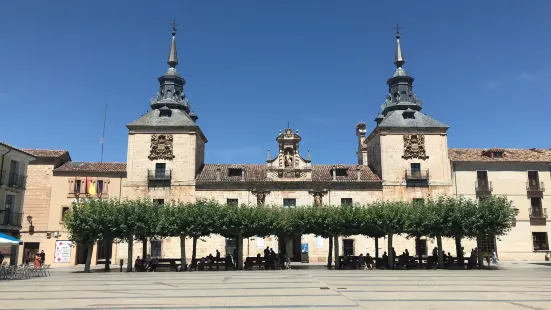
18, 29, 551, 266
0, 141, 36, 265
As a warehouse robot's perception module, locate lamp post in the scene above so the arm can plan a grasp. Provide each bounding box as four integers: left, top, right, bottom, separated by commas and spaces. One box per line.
27, 215, 34, 235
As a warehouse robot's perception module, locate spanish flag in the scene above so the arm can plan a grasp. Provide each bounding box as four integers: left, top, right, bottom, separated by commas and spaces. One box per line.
86, 177, 97, 196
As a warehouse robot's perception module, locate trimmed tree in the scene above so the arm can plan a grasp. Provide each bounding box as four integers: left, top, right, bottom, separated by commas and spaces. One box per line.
63, 199, 113, 272
369, 200, 407, 269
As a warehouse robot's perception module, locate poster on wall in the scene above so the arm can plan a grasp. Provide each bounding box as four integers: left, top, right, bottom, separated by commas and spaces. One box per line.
316, 236, 324, 249
54, 240, 72, 263
256, 237, 265, 248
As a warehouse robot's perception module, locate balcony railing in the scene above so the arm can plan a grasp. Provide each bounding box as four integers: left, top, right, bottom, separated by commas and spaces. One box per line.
529, 207, 548, 219
148, 170, 171, 187
1, 210, 23, 228
405, 169, 429, 180
2, 172, 27, 190
475, 180, 493, 192
526, 181, 545, 192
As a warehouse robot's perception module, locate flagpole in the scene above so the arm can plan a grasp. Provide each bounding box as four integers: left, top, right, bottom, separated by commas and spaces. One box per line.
100, 101, 107, 163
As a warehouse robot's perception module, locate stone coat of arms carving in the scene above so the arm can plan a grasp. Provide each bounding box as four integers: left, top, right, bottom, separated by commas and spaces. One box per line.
402, 134, 429, 160
149, 134, 175, 160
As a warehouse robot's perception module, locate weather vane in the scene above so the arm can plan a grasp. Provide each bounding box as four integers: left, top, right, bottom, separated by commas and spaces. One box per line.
171, 20, 178, 35
394, 24, 401, 36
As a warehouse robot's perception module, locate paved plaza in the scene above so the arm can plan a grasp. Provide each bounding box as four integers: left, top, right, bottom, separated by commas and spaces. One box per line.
2, 264, 551, 310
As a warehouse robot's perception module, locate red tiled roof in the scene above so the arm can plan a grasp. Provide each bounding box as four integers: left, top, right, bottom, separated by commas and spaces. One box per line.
0, 141, 36, 158
197, 164, 266, 182
313, 165, 380, 182
197, 164, 380, 182
22, 149, 70, 159
54, 161, 126, 173
449, 148, 551, 162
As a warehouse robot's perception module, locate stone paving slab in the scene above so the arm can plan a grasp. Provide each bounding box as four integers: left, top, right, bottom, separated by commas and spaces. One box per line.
2, 266, 551, 310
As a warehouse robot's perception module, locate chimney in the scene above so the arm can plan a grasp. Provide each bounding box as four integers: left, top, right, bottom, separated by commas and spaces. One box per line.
356, 122, 368, 165
215, 166, 221, 181
356, 165, 361, 181
332, 165, 336, 181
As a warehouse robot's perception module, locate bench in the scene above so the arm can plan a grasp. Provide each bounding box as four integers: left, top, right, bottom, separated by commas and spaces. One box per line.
136, 258, 181, 272
244, 257, 265, 270
189, 258, 234, 271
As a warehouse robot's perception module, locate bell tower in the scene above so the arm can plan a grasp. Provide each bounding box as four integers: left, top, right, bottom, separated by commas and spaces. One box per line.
124, 22, 207, 200
363, 26, 452, 198
266, 127, 312, 180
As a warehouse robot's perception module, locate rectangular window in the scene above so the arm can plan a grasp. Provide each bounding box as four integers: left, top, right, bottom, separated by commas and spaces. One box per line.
531, 197, 542, 208
2, 194, 15, 225
9, 160, 20, 174
410, 163, 421, 171
335, 168, 348, 177
155, 163, 166, 178
341, 198, 353, 206
96, 180, 104, 194
283, 198, 296, 208
5, 194, 14, 209
415, 237, 427, 256
343, 239, 354, 256
493, 151, 503, 158
61, 206, 70, 221
153, 199, 165, 205
228, 168, 242, 177
532, 232, 549, 251
150, 240, 162, 258
528, 171, 539, 184
74, 180, 82, 194
227, 199, 238, 206
477, 171, 488, 183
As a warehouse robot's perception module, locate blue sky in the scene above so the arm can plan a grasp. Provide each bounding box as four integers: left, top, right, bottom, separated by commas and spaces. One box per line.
1, 1, 550, 164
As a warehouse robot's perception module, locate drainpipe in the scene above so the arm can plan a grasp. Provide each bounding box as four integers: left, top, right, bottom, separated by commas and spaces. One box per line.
0, 148, 13, 185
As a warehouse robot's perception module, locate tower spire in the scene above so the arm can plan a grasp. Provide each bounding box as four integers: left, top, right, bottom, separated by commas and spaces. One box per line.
394, 24, 405, 69
168, 21, 179, 70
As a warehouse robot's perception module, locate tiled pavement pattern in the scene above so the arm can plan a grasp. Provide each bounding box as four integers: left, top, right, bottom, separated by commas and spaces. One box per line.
2, 266, 551, 310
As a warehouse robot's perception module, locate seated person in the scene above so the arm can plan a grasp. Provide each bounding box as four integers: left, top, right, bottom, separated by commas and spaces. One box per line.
256, 253, 262, 265
149, 258, 159, 272
365, 253, 373, 270
134, 256, 142, 270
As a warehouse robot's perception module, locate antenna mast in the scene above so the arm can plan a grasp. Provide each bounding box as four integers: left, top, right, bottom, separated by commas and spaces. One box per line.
100, 102, 107, 163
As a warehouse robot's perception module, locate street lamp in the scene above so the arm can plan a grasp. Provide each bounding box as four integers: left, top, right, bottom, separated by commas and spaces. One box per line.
27, 215, 35, 235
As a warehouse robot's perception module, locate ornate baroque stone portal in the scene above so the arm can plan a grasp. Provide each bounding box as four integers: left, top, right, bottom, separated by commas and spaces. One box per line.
148, 134, 176, 160
402, 134, 429, 160
251, 189, 270, 206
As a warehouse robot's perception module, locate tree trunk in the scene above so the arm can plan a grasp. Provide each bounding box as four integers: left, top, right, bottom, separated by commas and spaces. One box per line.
142, 237, 147, 258
417, 237, 423, 268
436, 235, 444, 269
126, 236, 133, 272
192, 237, 198, 263
333, 236, 340, 269
236, 234, 244, 270
180, 235, 187, 271
387, 233, 394, 269
84, 243, 93, 273
455, 235, 463, 267
327, 236, 333, 269
104, 238, 111, 272
476, 236, 483, 269
375, 237, 379, 259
